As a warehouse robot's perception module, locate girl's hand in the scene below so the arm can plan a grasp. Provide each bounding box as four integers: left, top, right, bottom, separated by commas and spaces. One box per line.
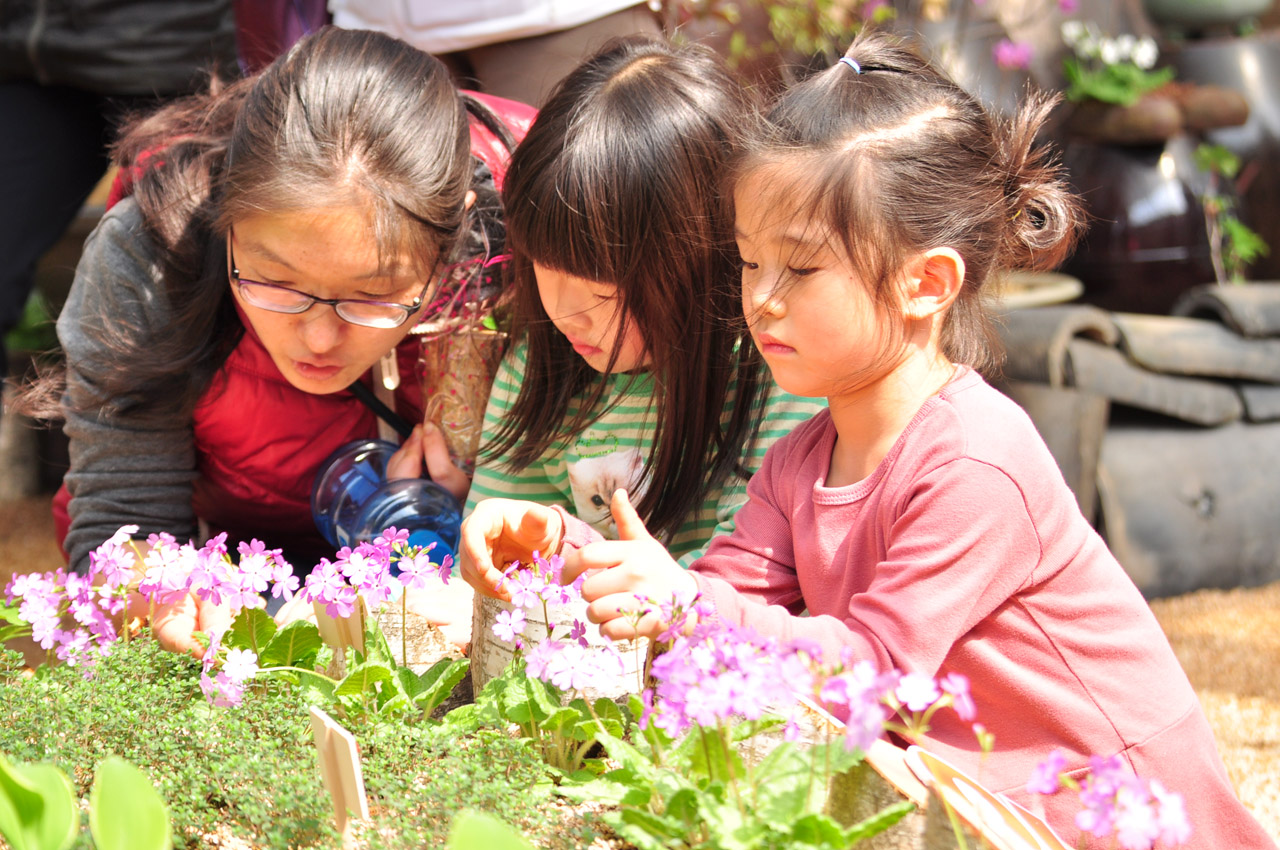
386, 422, 471, 502
151, 592, 235, 660
561, 490, 697, 642
459, 499, 565, 601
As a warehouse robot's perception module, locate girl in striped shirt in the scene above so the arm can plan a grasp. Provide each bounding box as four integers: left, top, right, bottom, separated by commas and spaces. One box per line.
459, 36, 824, 596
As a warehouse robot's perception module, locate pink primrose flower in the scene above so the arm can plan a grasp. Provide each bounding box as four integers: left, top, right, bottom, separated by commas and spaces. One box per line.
993, 39, 1034, 71
940, 671, 976, 721
1026, 748, 1067, 795
895, 671, 941, 712
492, 608, 526, 643
221, 647, 259, 683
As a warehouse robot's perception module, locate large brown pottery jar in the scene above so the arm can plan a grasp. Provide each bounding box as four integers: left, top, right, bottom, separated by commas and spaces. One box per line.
1057, 79, 1251, 314
1059, 131, 1218, 314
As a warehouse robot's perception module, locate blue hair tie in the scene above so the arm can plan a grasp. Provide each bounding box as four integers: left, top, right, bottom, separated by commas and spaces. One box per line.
839, 57, 862, 75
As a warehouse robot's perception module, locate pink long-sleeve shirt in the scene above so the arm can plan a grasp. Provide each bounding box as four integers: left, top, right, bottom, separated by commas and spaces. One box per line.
691, 368, 1274, 849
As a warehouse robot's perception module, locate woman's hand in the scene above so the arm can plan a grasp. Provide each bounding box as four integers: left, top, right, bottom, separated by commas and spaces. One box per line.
386, 422, 471, 502
459, 499, 565, 600
561, 490, 697, 641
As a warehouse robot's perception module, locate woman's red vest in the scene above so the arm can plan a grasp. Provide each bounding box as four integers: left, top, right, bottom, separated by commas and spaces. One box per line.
55, 91, 534, 569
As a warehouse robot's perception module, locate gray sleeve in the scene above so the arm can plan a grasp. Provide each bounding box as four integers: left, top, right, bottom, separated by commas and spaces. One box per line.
57, 198, 199, 573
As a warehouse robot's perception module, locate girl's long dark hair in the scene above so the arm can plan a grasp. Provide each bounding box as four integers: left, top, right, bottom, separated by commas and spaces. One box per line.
486, 36, 771, 541
24, 27, 508, 423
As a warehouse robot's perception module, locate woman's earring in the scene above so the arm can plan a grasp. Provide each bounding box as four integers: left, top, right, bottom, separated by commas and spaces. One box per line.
378, 350, 400, 391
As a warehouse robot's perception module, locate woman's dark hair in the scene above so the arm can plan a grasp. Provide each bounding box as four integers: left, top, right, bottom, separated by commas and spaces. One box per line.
44, 26, 507, 421
486, 35, 770, 542
737, 30, 1083, 375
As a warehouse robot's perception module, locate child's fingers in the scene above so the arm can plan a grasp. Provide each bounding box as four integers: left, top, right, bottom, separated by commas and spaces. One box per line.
458, 509, 510, 600
559, 540, 630, 587
586, 594, 667, 641
610, 489, 651, 541
420, 422, 471, 501
515, 502, 563, 554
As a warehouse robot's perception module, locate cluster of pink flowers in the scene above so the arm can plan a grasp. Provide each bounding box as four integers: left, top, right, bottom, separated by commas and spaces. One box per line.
524, 633, 625, 694
138, 532, 299, 613
643, 619, 815, 739
198, 627, 259, 708
488, 550, 629, 695
618, 590, 982, 757
4, 525, 300, 681
303, 527, 453, 617
6, 526, 137, 672
494, 549, 582, 610
1028, 750, 1191, 849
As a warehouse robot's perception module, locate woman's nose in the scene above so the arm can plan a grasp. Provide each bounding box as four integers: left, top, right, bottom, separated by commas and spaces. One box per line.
297, 305, 346, 353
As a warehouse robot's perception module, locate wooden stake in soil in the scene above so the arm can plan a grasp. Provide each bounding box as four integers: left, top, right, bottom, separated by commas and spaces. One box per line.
309, 706, 370, 846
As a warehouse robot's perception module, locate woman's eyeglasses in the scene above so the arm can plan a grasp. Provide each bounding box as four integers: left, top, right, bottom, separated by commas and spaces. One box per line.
227, 234, 432, 330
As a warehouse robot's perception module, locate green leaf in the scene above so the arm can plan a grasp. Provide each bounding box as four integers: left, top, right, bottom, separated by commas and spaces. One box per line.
297, 670, 337, 706
0, 601, 25, 626
336, 662, 394, 698
751, 743, 819, 826
361, 615, 396, 668
445, 809, 535, 850
0, 754, 78, 850
225, 607, 277, 655
842, 800, 917, 843
258, 620, 323, 668
789, 812, 851, 847
687, 726, 743, 783
0, 624, 31, 645
412, 658, 469, 717
87, 757, 171, 850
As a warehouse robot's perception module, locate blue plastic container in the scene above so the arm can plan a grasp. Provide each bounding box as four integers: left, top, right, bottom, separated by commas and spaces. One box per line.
311, 438, 462, 565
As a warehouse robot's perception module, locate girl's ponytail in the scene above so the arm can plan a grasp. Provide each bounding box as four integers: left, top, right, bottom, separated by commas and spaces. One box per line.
996, 93, 1084, 275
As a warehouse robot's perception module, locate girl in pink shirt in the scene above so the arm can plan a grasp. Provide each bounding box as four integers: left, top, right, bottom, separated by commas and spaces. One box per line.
559, 31, 1275, 850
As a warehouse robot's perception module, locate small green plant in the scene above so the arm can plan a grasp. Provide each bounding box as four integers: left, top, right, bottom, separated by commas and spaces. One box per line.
1060, 21, 1173, 106
0, 753, 170, 850
445, 810, 536, 850
669, 0, 892, 76
223, 605, 470, 724
1194, 142, 1269, 284
449, 655, 632, 778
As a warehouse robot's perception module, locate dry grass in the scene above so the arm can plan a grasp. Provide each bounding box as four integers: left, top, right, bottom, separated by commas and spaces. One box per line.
2, 494, 1277, 841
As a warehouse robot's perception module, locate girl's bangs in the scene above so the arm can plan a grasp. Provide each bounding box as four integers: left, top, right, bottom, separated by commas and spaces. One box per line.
507, 155, 633, 285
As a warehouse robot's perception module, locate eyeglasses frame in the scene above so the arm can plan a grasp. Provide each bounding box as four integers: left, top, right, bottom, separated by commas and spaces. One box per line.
226, 231, 435, 330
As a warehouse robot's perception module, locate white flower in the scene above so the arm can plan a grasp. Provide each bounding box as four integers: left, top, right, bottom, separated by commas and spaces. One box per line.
1100, 38, 1123, 66
1061, 20, 1085, 47
1133, 37, 1159, 70
222, 648, 259, 684
1114, 33, 1137, 62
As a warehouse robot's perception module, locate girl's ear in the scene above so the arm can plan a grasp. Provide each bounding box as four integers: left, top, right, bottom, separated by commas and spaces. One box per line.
902, 247, 964, 320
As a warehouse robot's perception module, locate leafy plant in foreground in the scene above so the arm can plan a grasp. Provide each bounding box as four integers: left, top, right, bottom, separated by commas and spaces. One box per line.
0, 752, 171, 850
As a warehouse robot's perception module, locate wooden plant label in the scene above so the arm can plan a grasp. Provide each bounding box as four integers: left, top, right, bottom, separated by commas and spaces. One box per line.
313, 594, 368, 656
905, 746, 1070, 850
309, 706, 370, 846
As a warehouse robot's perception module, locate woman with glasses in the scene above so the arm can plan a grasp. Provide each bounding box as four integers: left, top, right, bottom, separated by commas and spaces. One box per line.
41, 27, 532, 654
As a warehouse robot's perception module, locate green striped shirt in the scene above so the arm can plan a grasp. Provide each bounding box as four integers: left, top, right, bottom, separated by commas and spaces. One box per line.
465, 340, 826, 565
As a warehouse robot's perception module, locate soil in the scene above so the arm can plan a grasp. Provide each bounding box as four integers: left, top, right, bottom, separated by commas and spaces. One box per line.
2, 494, 1277, 841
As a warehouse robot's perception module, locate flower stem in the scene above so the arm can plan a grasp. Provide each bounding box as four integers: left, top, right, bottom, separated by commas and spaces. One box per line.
256, 665, 340, 684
